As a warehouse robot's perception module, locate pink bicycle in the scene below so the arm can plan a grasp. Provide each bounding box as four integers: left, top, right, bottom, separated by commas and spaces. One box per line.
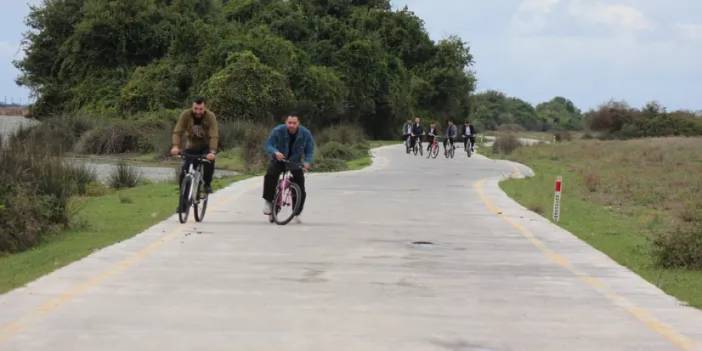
269, 161, 303, 225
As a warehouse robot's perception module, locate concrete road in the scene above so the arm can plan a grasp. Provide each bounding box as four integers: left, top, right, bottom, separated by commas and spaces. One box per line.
1, 145, 701, 351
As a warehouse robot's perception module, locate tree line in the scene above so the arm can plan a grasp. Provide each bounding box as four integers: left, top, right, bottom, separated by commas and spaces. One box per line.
16, 0, 476, 138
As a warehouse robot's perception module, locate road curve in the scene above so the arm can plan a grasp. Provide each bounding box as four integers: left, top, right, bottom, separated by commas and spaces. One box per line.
0, 145, 700, 351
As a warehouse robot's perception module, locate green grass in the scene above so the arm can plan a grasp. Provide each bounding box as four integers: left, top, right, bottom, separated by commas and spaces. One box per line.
0, 175, 249, 294
369, 140, 401, 148
497, 138, 702, 308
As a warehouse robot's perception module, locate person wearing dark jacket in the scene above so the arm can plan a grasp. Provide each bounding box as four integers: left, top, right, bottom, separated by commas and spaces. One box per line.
463, 121, 477, 152
410, 117, 423, 149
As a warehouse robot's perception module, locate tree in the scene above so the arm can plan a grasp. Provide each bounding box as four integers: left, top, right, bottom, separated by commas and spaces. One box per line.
535, 97, 583, 130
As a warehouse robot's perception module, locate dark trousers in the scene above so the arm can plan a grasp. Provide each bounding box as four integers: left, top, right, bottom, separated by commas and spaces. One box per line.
263, 160, 307, 215
426, 136, 435, 150
443, 137, 455, 149
464, 136, 475, 150
410, 135, 421, 148
180, 148, 215, 186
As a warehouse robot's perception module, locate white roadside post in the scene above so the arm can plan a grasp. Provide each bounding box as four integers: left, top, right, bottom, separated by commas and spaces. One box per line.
553, 176, 563, 223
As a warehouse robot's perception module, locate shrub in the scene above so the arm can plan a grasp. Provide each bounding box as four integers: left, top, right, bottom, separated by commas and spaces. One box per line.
316, 124, 367, 145
319, 141, 355, 161
108, 162, 142, 189
314, 157, 347, 172
554, 130, 572, 142
219, 120, 257, 150
583, 172, 600, 193
241, 124, 270, 172
75, 124, 142, 154
67, 163, 98, 195
497, 124, 525, 132
654, 226, 702, 269
492, 134, 521, 154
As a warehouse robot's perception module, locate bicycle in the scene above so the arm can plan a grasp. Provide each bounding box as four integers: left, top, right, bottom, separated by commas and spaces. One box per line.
177, 152, 211, 224
464, 137, 472, 158
412, 135, 423, 156
444, 139, 456, 159
426, 136, 440, 159
404, 135, 412, 154
269, 160, 304, 225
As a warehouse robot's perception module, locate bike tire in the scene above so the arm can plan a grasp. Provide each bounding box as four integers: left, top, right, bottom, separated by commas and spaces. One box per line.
178, 177, 192, 224
413, 143, 418, 156
418, 143, 423, 156
273, 183, 302, 225
431, 144, 439, 158
194, 182, 208, 222
450, 146, 455, 159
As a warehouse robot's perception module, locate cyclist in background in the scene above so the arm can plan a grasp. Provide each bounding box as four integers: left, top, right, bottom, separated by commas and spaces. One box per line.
443, 120, 457, 156
426, 122, 438, 152
410, 117, 423, 150
262, 113, 315, 218
170, 97, 218, 200
402, 119, 412, 141
463, 121, 477, 152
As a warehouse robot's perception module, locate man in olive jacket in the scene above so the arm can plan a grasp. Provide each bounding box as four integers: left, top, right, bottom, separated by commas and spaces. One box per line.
170, 97, 219, 196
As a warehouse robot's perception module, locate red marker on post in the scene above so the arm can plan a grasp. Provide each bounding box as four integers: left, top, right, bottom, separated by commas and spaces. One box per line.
553, 176, 563, 223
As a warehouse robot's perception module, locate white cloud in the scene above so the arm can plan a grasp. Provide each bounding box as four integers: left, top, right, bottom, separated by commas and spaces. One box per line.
676, 23, 702, 42
571, 1, 652, 32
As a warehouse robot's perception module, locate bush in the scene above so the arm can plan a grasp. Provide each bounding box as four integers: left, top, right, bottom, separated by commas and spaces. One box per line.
654, 226, 702, 269
75, 124, 142, 154
241, 124, 270, 172
554, 131, 572, 142
492, 134, 521, 154
67, 163, 98, 195
316, 124, 367, 145
319, 141, 355, 161
497, 124, 526, 132
108, 162, 142, 189
0, 134, 88, 253
314, 157, 348, 172
218, 120, 257, 150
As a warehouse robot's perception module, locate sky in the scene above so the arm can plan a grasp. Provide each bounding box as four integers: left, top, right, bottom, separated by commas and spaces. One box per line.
1, 1, 701, 111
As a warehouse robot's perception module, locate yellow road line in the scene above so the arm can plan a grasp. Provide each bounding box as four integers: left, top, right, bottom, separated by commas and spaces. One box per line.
474, 179, 698, 351
0, 180, 258, 346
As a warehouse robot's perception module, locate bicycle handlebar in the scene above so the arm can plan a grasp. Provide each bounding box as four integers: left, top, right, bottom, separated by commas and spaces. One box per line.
179, 152, 212, 163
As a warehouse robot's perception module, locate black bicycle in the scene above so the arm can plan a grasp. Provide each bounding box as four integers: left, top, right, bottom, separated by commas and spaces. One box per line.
412, 135, 423, 156
444, 139, 456, 159
177, 152, 211, 224
269, 161, 304, 225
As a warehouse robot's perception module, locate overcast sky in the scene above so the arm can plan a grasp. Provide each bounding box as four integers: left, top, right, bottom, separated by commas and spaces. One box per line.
1, 1, 701, 110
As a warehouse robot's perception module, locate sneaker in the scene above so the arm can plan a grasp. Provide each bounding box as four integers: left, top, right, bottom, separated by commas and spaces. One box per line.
205, 184, 213, 194
263, 201, 273, 215
294, 216, 302, 224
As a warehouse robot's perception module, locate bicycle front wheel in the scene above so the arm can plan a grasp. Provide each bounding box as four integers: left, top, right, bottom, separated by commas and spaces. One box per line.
194, 182, 208, 222
178, 177, 193, 224
272, 183, 302, 225
431, 144, 439, 158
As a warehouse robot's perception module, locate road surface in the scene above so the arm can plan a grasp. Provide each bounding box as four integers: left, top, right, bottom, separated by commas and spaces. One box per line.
1, 145, 700, 351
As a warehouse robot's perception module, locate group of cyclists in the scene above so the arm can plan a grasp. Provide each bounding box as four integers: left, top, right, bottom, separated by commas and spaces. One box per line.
402, 117, 477, 157
169, 98, 479, 224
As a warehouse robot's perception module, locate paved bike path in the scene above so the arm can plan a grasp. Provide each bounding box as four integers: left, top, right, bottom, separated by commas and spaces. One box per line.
1, 145, 701, 351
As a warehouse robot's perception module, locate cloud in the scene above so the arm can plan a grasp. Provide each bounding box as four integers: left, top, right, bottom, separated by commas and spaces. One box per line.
676, 23, 702, 42
512, 0, 653, 35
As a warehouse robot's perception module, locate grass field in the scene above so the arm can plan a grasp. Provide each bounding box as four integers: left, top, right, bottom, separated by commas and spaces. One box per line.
498, 137, 702, 308
0, 175, 249, 294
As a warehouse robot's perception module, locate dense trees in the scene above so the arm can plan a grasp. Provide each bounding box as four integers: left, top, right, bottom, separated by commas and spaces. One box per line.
17, 0, 477, 138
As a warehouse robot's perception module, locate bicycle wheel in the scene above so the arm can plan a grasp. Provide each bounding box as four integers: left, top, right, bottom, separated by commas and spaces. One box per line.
466, 143, 472, 158
178, 177, 192, 224
412, 143, 418, 155
450, 145, 455, 159
418, 142, 423, 156
431, 144, 439, 158
194, 181, 208, 222
272, 183, 302, 225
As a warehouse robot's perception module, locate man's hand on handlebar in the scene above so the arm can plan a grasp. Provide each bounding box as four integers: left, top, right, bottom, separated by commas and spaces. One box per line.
275, 152, 286, 161
170, 146, 181, 156
206, 152, 216, 161
303, 163, 311, 171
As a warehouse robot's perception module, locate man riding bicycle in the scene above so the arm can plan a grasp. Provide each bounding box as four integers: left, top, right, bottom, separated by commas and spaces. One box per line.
402, 119, 412, 142
262, 113, 315, 218
410, 117, 423, 150
463, 120, 477, 152
426, 122, 438, 152
443, 120, 457, 155
170, 97, 218, 205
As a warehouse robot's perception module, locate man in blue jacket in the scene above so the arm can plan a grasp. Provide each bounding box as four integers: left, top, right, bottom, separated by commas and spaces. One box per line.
262, 113, 315, 217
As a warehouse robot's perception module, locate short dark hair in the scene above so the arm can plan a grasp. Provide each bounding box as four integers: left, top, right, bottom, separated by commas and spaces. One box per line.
193, 96, 206, 104
285, 112, 300, 120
